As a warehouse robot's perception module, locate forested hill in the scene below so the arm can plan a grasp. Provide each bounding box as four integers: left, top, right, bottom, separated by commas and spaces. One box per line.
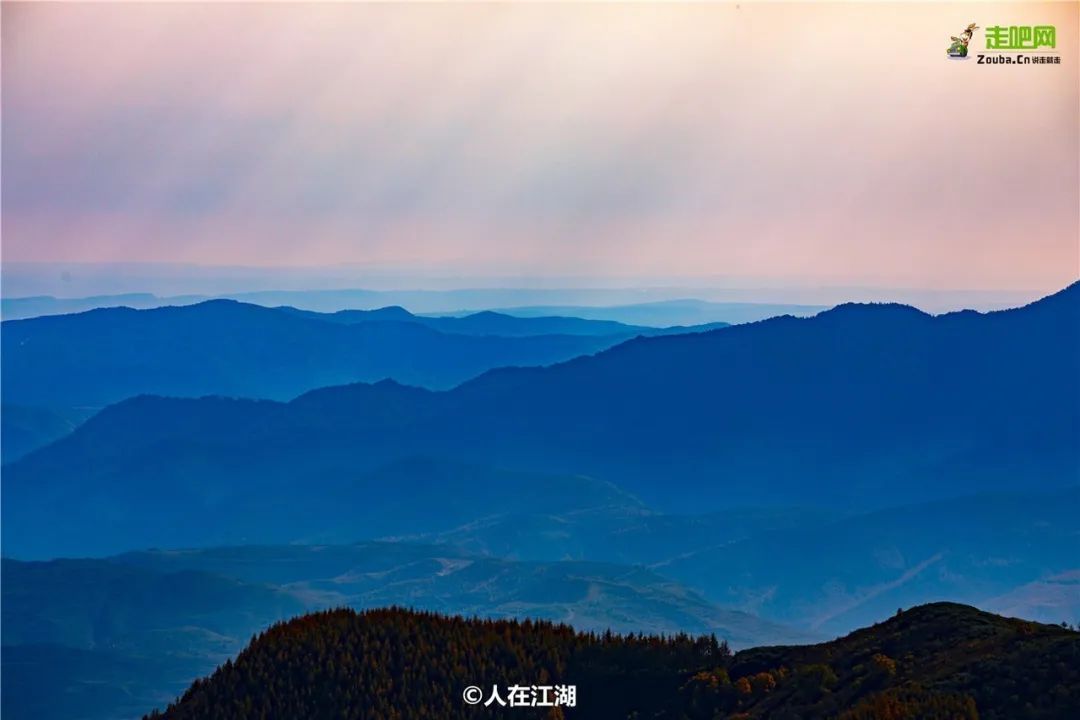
147, 603, 1080, 720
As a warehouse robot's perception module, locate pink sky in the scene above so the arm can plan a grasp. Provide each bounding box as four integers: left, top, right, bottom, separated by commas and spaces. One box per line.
3, 2, 1078, 293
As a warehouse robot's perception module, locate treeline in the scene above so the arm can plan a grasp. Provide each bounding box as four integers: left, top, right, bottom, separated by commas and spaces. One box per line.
147, 603, 1080, 720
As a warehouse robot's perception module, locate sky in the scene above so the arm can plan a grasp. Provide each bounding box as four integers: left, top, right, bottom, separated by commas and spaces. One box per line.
2, 2, 1078, 299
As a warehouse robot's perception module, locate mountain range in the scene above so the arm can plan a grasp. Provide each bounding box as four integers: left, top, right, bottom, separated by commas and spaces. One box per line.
5, 283, 1076, 559
2, 283, 1078, 720
0, 299, 732, 462
0, 300, 658, 407
1, 288, 822, 324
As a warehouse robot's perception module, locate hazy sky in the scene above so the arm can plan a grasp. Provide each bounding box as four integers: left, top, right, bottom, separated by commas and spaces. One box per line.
3, 2, 1078, 294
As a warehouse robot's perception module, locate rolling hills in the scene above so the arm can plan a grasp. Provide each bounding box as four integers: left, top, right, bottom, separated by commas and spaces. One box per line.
0, 557, 307, 720
1, 455, 649, 557
655, 487, 1080, 635
1, 546, 807, 720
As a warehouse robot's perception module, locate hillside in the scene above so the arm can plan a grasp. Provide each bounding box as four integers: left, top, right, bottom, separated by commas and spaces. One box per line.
0, 404, 91, 463
657, 487, 1080, 634
145, 603, 1080, 719
0, 557, 306, 720
1, 557, 304, 653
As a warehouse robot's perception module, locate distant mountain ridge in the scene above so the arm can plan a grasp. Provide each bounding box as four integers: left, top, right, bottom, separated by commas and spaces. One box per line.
468, 297, 825, 326
0, 299, 638, 410
1, 288, 822, 324
276, 304, 726, 337
1, 298, 729, 409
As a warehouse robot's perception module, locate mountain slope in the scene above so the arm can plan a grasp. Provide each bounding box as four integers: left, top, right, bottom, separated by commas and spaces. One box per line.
1, 557, 306, 720
440, 282, 1079, 506
0, 404, 92, 463
144, 603, 1080, 720
2, 644, 209, 720
657, 487, 1080, 633
1, 558, 305, 653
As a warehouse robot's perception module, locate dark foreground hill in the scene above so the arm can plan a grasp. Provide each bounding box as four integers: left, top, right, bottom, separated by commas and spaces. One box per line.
147, 603, 1079, 720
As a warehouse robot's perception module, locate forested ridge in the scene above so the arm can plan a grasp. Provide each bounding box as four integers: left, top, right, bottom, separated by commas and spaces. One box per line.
148, 602, 1080, 719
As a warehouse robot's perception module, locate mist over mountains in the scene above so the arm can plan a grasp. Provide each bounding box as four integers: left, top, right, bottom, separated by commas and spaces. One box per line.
1, 287, 825, 324
2, 282, 1077, 720
5, 0, 1076, 713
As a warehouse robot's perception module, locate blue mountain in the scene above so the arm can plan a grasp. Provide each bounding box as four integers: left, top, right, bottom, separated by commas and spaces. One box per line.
3, 283, 1077, 559
0, 300, 646, 411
